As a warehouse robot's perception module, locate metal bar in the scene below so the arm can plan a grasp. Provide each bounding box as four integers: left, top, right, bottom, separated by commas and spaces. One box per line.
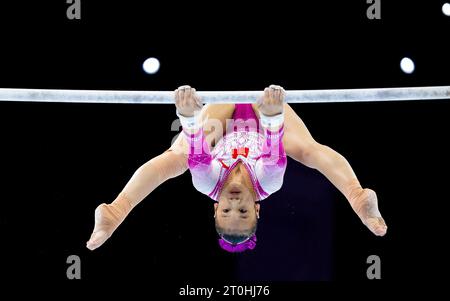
0, 86, 449, 104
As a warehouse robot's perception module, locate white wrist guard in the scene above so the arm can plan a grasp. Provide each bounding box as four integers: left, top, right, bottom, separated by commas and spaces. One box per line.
259, 111, 285, 128
176, 110, 201, 130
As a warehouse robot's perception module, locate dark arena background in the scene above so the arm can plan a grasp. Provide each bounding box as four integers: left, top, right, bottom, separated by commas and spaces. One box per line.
0, 0, 449, 298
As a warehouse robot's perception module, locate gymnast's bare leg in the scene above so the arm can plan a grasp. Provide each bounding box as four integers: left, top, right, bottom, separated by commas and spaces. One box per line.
273, 103, 387, 236
86, 101, 235, 250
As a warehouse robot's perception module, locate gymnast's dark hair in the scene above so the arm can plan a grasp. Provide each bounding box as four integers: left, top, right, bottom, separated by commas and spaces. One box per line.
215, 221, 258, 253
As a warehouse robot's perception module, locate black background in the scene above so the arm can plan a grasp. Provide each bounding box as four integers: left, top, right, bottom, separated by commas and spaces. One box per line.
0, 0, 449, 296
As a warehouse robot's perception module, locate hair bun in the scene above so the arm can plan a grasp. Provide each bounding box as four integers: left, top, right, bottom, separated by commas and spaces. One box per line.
218, 234, 257, 253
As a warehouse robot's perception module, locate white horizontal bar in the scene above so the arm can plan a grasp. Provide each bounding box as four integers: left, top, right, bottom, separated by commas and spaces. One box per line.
0, 86, 449, 104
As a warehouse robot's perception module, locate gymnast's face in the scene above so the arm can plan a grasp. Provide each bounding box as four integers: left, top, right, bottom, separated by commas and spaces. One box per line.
214, 200, 260, 231
214, 172, 260, 232
214, 198, 260, 234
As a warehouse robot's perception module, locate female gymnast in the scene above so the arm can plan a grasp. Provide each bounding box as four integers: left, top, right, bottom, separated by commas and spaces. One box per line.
86, 85, 387, 253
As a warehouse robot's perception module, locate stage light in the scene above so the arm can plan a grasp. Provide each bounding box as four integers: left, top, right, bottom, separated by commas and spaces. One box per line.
443, 3, 450, 16
400, 57, 415, 74
143, 57, 160, 74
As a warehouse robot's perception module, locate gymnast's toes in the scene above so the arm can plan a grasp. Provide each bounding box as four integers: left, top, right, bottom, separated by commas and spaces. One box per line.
365, 216, 388, 236
86, 230, 109, 250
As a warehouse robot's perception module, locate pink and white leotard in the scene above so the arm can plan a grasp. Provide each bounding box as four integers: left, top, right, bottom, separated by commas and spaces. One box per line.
182, 104, 287, 201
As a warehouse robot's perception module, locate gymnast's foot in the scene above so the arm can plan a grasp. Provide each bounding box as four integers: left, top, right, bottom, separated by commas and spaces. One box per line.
351, 188, 387, 236
86, 203, 126, 250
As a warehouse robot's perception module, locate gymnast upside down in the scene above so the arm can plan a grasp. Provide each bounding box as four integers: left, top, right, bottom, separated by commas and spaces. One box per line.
86, 85, 387, 253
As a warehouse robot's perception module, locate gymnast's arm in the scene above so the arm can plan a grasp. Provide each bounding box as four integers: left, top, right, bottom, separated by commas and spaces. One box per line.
255, 85, 287, 192
86, 133, 188, 250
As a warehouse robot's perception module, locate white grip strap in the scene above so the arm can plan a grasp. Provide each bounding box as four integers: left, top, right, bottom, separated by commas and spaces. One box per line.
176, 110, 201, 130
259, 111, 285, 128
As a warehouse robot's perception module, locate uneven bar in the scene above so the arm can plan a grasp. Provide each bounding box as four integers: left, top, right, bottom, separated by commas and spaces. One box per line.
0, 86, 449, 104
